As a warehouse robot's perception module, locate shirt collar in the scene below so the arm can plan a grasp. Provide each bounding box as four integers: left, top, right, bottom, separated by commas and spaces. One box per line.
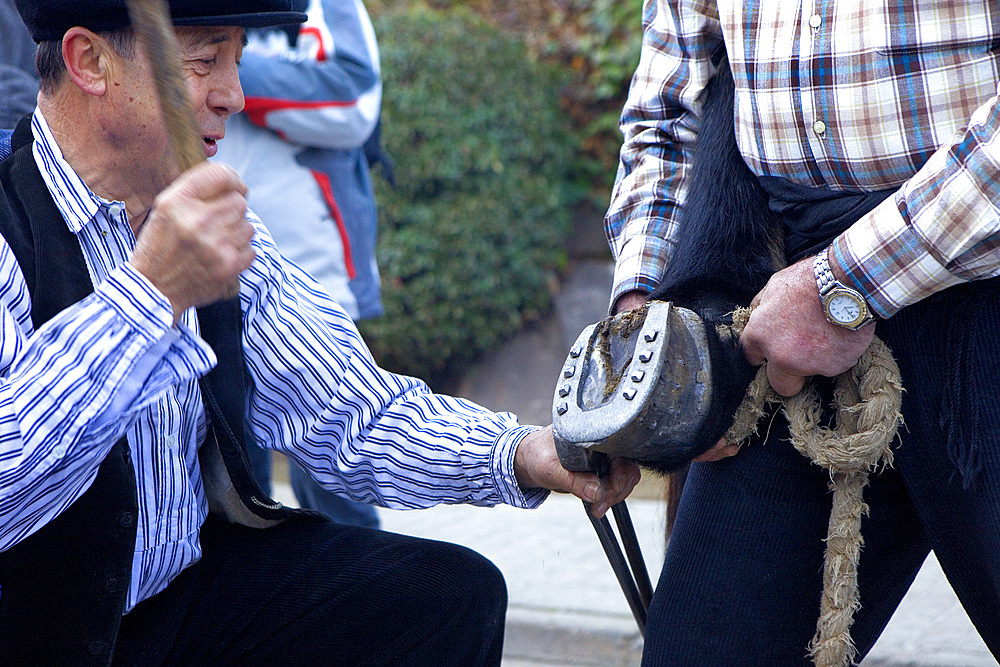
31, 108, 125, 234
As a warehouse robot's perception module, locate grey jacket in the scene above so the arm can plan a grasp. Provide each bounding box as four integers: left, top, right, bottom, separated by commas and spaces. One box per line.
0, 0, 38, 129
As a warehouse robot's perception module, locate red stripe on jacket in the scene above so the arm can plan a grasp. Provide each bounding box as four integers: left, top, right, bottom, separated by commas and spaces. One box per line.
242, 96, 357, 127
310, 169, 357, 280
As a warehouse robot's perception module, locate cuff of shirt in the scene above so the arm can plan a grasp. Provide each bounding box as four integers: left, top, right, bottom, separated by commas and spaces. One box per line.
97, 263, 217, 380
610, 235, 669, 314
95, 263, 175, 342
834, 197, 965, 319
492, 425, 549, 509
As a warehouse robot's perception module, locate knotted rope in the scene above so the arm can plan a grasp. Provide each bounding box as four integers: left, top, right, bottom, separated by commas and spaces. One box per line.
723, 308, 904, 667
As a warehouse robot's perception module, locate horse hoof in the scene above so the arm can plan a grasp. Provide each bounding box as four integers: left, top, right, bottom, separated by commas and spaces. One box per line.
553, 300, 755, 473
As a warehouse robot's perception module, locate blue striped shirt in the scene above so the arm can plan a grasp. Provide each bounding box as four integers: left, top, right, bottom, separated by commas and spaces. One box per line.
0, 110, 543, 612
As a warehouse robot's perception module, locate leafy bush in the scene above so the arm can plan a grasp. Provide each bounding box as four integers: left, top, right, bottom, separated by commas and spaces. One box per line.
360, 5, 580, 384
555, 0, 644, 189
369, 0, 644, 195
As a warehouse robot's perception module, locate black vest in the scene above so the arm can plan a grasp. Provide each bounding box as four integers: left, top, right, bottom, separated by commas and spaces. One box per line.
0, 116, 304, 664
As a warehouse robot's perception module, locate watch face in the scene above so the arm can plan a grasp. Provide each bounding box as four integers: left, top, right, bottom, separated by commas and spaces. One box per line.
827, 292, 863, 325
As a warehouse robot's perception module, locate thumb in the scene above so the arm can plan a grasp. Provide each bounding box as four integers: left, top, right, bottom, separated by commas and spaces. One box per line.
570, 472, 605, 504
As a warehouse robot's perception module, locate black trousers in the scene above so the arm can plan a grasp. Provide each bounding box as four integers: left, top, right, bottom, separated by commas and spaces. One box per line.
642, 280, 1000, 664
112, 514, 507, 666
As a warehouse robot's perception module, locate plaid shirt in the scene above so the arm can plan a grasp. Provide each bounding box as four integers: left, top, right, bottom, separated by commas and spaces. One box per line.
607, 0, 1000, 317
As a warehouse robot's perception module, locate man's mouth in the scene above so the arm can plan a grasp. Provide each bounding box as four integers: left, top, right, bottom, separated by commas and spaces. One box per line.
202, 136, 219, 157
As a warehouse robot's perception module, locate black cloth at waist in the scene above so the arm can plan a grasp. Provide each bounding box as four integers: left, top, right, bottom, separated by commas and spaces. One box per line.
757, 175, 895, 264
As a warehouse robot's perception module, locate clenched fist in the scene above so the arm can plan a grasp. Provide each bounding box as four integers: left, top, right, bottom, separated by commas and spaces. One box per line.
740, 256, 875, 396
130, 162, 255, 323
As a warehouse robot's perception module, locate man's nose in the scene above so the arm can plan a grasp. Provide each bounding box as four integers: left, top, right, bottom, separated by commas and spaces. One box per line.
212, 67, 245, 116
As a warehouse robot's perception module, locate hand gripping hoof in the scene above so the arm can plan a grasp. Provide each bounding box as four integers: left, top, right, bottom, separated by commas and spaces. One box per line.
552, 300, 755, 474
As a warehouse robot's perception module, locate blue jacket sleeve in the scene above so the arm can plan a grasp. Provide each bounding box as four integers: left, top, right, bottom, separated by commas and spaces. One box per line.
238, 0, 382, 150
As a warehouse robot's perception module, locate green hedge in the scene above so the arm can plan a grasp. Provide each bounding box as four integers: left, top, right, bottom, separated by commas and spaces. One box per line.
360, 6, 581, 385
370, 0, 644, 195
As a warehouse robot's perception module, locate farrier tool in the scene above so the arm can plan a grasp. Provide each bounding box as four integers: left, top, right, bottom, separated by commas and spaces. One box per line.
124, 0, 283, 526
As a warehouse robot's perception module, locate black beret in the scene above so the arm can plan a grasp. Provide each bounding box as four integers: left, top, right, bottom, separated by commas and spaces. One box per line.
15, 0, 308, 42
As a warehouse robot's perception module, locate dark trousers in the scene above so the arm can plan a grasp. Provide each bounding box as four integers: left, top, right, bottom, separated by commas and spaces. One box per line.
642, 281, 1000, 664
112, 515, 507, 666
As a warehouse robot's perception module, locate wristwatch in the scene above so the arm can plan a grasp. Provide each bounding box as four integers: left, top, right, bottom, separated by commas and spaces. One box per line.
813, 248, 875, 330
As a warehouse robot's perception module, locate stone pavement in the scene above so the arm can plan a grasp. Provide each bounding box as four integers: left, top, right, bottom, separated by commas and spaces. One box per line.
276, 212, 996, 665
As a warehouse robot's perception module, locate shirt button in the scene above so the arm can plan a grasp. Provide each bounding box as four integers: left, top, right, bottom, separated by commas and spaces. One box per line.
108, 203, 124, 217
809, 14, 822, 29
119, 511, 135, 528
52, 445, 67, 458
813, 120, 827, 136
166, 435, 176, 448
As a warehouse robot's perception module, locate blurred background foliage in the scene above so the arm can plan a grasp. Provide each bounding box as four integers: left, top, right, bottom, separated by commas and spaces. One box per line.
369, 0, 643, 191
360, 1, 642, 385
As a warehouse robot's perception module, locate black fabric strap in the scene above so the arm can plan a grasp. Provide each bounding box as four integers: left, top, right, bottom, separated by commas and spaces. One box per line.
196, 296, 297, 523
758, 175, 895, 264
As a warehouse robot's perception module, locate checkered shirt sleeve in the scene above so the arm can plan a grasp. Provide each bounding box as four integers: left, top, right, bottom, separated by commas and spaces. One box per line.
604, 0, 724, 310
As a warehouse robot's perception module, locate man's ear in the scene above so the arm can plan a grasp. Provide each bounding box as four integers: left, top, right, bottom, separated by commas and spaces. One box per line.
61, 27, 115, 97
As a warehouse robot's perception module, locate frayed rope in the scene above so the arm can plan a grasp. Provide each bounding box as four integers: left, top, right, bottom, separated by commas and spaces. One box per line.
724, 308, 904, 667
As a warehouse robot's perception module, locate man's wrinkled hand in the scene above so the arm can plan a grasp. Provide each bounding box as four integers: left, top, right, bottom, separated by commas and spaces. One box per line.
613, 290, 649, 315
740, 256, 874, 396
513, 426, 641, 518
692, 437, 740, 462
130, 162, 254, 323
